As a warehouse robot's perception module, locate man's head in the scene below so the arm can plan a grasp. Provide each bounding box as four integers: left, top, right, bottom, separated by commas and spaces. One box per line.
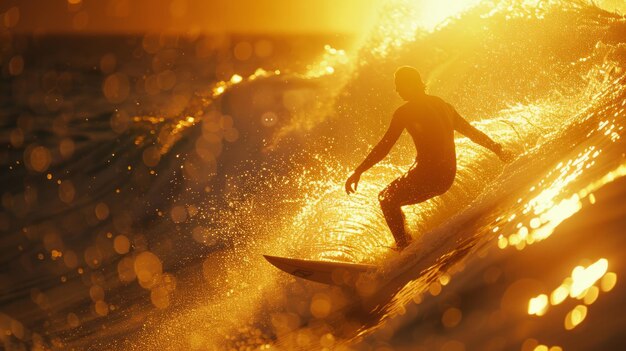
394, 66, 426, 101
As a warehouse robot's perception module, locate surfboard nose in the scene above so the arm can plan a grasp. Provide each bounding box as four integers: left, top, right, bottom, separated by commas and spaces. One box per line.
263, 254, 376, 285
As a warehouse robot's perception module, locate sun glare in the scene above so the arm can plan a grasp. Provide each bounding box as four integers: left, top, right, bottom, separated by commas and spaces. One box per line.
367, 0, 483, 57
417, 0, 483, 30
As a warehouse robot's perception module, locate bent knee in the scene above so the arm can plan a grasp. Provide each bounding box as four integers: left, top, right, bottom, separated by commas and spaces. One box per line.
378, 188, 396, 207
378, 188, 387, 201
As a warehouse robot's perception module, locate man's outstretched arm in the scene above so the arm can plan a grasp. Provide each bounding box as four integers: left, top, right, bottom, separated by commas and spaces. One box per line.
355, 123, 403, 174
345, 114, 404, 194
453, 112, 512, 161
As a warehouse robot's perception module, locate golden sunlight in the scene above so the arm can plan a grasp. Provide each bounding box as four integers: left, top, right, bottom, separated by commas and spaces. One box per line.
417, 0, 483, 30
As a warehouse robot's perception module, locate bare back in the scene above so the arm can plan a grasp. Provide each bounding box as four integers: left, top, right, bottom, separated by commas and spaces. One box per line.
393, 95, 459, 174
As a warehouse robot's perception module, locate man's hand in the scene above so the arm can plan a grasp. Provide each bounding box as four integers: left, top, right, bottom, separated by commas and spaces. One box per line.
495, 144, 515, 163
345, 172, 361, 194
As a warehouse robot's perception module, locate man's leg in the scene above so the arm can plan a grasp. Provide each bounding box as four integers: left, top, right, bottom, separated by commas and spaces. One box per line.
378, 190, 410, 247
378, 173, 440, 248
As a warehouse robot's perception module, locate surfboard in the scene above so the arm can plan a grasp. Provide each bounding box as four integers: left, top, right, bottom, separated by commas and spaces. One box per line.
263, 255, 376, 286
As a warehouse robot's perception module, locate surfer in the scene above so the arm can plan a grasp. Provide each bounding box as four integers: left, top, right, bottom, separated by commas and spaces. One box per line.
345, 66, 513, 251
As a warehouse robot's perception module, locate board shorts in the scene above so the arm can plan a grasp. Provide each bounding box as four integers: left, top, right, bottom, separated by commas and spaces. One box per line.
378, 162, 456, 207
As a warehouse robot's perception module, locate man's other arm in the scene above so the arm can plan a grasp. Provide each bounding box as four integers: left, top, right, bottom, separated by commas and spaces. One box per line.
452, 110, 503, 155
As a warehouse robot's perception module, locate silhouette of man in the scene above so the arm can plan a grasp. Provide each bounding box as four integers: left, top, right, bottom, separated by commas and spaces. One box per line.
345, 66, 512, 251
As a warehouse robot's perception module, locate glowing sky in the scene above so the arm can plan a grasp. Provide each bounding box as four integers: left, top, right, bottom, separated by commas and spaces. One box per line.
3, 0, 625, 35
1, 0, 380, 34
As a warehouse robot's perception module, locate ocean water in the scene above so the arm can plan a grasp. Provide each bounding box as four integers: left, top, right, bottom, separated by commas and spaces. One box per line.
1, 1, 626, 350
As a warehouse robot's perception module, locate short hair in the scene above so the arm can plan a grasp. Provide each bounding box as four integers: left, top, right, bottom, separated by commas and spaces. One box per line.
394, 66, 425, 92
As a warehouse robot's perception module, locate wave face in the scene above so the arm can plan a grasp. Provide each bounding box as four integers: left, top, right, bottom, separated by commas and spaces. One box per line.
1, 1, 626, 350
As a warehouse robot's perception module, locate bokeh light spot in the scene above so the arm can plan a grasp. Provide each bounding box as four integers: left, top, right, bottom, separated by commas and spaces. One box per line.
89, 285, 105, 302
564, 305, 587, 330
28, 146, 51, 172
134, 251, 163, 287
170, 205, 187, 223
72, 11, 89, 30
94, 301, 109, 316
528, 294, 548, 316
261, 111, 278, 127
103, 73, 130, 103
117, 256, 136, 283
142, 146, 161, 167
59, 138, 75, 158
67, 313, 80, 328
442, 307, 462, 328
8, 55, 24, 76
600, 272, 617, 292
99, 53, 117, 74
113, 235, 131, 254
150, 286, 170, 309
234, 41, 253, 61
95, 202, 110, 221
3, 6, 20, 28
310, 293, 332, 318
58, 180, 76, 204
